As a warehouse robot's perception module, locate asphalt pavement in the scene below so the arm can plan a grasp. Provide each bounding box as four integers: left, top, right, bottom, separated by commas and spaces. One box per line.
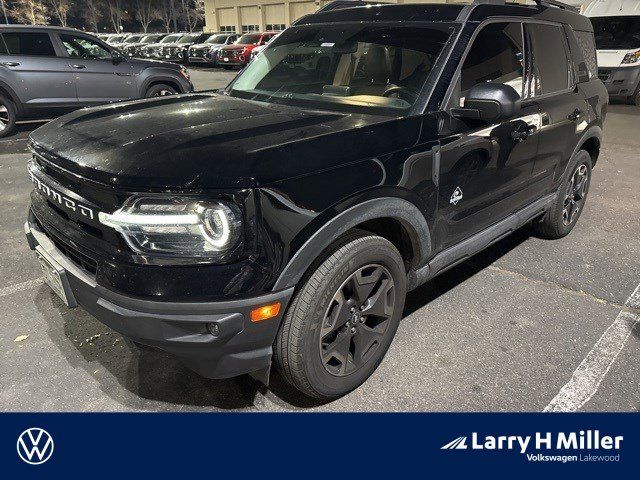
0, 68, 638, 411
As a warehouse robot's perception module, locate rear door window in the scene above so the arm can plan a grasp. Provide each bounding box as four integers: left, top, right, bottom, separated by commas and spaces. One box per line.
526, 23, 571, 96
2, 32, 56, 56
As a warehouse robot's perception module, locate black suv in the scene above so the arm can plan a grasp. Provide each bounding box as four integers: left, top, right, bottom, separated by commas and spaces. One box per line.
25, 1, 607, 399
0, 26, 193, 137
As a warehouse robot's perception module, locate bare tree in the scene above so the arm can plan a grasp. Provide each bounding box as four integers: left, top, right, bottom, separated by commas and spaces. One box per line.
181, 0, 202, 33
1, 0, 9, 23
82, 0, 104, 32
10, 0, 49, 25
135, 0, 160, 33
106, 0, 129, 32
158, 0, 174, 33
48, 0, 72, 27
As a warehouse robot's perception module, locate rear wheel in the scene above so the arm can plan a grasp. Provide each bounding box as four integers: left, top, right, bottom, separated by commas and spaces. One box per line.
274, 233, 406, 399
145, 84, 178, 97
533, 150, 592, 239
0, 95, 17, 138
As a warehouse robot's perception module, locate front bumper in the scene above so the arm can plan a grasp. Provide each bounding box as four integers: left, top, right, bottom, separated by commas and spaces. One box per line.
598, 65, 640, 97
25, 215, 293, 380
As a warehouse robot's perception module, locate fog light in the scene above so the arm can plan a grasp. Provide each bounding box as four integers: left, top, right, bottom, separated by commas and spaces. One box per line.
250, 302, 281, 322
207, 323, 220, 336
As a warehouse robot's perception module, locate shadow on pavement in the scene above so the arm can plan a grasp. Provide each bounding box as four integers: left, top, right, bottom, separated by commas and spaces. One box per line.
36, 224, 534, 411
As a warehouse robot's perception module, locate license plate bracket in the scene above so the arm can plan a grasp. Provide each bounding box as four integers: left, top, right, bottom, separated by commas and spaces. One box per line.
36, 250, 77, 307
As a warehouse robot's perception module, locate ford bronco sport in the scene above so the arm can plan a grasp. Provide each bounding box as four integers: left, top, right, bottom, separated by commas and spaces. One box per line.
25, 0, 607, 399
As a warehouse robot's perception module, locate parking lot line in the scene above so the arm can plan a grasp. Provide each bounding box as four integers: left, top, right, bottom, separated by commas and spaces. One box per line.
0, 278, 43, 298
543, 282, 640, 412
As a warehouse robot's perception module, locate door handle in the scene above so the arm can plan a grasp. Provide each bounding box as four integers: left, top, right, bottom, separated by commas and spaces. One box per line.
1, 61, 20, 67
511, 124, 536, 142
568, 108, 582, 121
70, 64, 86, 69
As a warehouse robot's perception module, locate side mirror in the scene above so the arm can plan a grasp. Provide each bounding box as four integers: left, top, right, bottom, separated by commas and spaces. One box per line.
112, 50, 124, 64
451, 83, 521, 122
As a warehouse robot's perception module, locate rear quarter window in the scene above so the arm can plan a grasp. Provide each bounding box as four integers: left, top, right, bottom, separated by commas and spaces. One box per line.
1, 32, 56, 56
574, 30, 598, 78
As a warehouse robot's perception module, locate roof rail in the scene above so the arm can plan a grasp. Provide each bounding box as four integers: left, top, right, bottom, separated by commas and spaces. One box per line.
316, 1, 390, 13
472, 0, 578, 12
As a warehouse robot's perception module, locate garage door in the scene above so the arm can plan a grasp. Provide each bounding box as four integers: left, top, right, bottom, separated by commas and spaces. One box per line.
218, 8, 234, 26
290, 1, 317, 22
265, 3, 285, 31
240, 6, 259, 31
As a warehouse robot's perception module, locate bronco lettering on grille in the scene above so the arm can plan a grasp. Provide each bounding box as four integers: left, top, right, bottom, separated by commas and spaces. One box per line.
29, 171, 96, 220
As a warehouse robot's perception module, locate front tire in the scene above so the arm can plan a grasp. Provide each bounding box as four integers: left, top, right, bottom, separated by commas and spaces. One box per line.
274, 234, 406, 399
145, 84, 178, 97
533, 150, 592, 239
0, 95, 17, 138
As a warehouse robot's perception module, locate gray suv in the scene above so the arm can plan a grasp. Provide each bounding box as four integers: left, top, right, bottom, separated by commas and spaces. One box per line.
0, 25, 193, 137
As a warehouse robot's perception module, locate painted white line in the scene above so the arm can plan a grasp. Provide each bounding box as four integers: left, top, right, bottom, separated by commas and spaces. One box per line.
543, 283, 640, 412
0, 278, 43, 298
627, 283, 640, 310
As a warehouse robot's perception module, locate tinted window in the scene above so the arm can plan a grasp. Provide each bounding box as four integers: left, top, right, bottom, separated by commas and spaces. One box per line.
237, 34, 261, 45
60, 34, 111, 60
574, 30, 597, 78
460, 22, 524, 99
2, 32, 56, 56
591, 16, 640, 50
527, 24, 570, 95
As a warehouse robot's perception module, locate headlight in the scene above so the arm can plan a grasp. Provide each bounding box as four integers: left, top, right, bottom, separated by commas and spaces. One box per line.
99, 196, 242, 259
622, 50, 640, 64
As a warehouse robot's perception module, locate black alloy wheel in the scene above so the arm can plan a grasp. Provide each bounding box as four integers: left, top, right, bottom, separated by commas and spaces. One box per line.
319, 264, 395, 377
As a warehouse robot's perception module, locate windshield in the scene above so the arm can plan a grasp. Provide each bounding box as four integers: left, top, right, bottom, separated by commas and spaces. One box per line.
205, 34, 228, 44
230, 24, 452, 114
141, 34, 163, 43
591, 16, 640, 49
161, 34, 182, 43
125, 34, 144, 43
177, 34, 199, 43
237, 34, 261, 45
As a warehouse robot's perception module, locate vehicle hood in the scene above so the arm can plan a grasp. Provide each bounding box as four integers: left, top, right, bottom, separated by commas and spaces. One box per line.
190, 43, 218, 49
126, 57, 182, 70
221, 44, 254, 50
161, 42, 191, 48
29, 94, 421, 190
596, 49, 638, 68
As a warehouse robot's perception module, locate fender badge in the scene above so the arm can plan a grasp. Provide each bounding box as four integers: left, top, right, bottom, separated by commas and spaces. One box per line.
450, 187, 463, 205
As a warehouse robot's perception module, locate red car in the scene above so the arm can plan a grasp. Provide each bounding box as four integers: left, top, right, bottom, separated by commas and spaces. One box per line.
218, 31, 278, 69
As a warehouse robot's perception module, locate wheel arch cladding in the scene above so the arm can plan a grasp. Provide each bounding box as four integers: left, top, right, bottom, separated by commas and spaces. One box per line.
0, 81, 22, 115
272, 197, 432, 291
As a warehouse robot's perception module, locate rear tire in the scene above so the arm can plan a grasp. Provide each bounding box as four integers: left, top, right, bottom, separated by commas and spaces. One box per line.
533, 150, 592, 239
0, 95, 17, 138
274, 233, 406, 399
145, 84, 178, 97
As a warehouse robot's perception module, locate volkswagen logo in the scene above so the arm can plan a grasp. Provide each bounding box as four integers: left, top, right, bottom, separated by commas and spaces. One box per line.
17, 428, 54, 465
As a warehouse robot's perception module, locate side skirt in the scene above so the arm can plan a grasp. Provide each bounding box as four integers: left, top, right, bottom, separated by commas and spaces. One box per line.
407, 193, 555, 291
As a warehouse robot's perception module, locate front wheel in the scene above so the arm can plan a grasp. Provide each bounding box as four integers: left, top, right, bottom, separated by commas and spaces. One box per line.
274, 233, 406, 399
145, 84, 178, 97
533, 150, 592, 239
0, 95, 17, 138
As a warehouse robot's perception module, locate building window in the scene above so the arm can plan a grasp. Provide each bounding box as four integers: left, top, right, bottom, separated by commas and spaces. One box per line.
265, 24, 286, 31
242, 24, 259, 33
220, 25, 236, 33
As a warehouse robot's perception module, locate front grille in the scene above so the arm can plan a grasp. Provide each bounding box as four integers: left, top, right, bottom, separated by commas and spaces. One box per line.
33, 215, 98, 276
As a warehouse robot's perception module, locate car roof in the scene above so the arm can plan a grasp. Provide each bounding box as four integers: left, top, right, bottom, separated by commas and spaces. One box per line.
0, 24, 90, 35
297, 1, 592, 32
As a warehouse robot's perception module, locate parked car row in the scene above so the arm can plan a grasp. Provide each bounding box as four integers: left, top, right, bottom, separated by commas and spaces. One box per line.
95, 30, 278, 68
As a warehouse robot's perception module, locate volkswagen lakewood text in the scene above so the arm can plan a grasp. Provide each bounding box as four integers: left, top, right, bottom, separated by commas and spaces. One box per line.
24, 0, 607, 399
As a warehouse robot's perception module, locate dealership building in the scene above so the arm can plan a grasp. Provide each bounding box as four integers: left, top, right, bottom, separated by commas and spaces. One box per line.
202, 0, 588, 33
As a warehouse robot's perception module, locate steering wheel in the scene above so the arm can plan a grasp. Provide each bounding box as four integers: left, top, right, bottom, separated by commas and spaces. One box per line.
383, 85, 418, 103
